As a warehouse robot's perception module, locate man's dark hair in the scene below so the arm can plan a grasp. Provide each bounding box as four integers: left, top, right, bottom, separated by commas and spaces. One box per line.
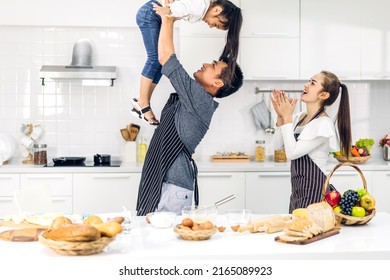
215, 57, 244, 98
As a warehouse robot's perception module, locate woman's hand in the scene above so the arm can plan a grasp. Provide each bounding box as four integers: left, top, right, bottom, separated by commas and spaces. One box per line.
271, 89, 297, 125
152, 3, 171, 16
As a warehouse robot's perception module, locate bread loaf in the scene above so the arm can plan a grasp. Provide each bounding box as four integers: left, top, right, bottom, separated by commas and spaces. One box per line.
45, 224, 101, 242
306, 202, 335, 232
83, 215, 104, 227
95, 222, 123, 237
50, 216, 73, 230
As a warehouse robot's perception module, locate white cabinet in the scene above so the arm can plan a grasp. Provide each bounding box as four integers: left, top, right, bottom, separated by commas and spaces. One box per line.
240, 0, 300, 80
245, 172, 291, 214
20, 174, 73, 213
0, 174, 20, 216
0, 0, 145, 27
197, 172, 245, 213
73, 173, 141, 214
371, 171, 390, 213
361, 0, 390, 79
300, 0, 362, 79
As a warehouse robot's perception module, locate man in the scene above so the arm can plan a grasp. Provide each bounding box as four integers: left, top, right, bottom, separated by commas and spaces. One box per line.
136, 13, 243, 216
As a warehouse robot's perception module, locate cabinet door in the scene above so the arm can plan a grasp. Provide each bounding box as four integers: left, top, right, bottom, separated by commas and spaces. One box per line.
371, 171, 390, 213
245, 172, 291, 214
300, 0, 362, 79
0, 174, 20, 216
73, 173, 141, 214
20, 174, 73, 213
361, 0, 390, 79
197, 172, 245, 213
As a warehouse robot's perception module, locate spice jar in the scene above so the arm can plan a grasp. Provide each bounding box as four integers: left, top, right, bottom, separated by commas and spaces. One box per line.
255, 140, 266, 162
274, 149, 287, 162
33, 144, 47, 165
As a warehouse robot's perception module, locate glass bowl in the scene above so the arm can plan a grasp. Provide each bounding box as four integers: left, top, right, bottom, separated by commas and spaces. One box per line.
181, 205, 218, 224
225, 209, 252, 230
147, 212, 177, 229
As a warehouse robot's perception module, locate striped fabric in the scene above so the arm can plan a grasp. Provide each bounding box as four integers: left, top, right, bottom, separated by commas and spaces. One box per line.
136, 93, 198, 216
289, 108, 327, 213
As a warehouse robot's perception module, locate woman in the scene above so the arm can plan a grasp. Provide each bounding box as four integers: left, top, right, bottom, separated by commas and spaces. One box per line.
272, 71, 352, 213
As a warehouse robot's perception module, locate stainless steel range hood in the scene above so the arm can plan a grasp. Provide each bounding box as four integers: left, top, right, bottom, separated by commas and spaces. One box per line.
40, 38, 117, 86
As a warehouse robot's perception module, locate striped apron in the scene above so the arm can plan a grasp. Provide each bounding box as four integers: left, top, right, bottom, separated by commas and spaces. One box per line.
289, 109, 326, 213
136, 93, 199, 216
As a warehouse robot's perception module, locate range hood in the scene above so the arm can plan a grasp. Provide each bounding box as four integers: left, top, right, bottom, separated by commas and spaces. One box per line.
40, 38, 117, 86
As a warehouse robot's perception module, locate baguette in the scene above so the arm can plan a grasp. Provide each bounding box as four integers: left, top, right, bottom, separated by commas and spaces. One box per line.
45, 224, 101, 242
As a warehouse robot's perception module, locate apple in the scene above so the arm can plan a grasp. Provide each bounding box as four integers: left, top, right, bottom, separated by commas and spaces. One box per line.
325, 184, 341, 207
351, 206, 366, 217
360, 194, 376, 211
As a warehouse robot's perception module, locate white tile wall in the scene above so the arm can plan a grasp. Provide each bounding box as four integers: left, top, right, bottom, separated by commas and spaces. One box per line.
1, 25, 389, 163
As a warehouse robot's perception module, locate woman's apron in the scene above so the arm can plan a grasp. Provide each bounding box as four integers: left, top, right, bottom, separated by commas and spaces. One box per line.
289, 109, 326, 213
136, 93, 199, 216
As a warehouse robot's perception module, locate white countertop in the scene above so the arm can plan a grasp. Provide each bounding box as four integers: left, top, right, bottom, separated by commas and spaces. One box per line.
2, 156, 390, 173
1, 213, 390, 261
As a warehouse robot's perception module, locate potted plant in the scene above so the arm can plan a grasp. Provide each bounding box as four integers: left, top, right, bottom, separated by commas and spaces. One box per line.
379, 134, 390, 161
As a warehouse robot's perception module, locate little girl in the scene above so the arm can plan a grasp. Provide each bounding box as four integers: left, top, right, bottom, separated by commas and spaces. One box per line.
132, 0, 242, 125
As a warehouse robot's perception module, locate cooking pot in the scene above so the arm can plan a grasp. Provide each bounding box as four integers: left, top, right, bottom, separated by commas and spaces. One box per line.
94, 154, 111, 165
52, 157, 86, 166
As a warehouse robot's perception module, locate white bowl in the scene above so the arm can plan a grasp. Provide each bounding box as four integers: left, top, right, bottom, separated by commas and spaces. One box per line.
147, 212, 176, 229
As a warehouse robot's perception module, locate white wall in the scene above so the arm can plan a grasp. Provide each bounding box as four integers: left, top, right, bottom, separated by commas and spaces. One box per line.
0, 25, 389, 163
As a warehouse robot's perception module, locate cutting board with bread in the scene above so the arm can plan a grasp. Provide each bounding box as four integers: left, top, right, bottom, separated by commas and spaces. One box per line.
275, 202, 341, 245
0, 228, 46, 242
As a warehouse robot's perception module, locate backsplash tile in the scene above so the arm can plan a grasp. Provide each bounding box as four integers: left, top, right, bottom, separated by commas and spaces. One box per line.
1, 25, 390, 164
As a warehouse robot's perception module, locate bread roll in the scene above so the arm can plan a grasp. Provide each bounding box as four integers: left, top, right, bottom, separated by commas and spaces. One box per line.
108, 216, 125, 224
83, 215, 104, 227
50, 216, 73, 230
96, 222, 123, 237
45, 224, 101, 242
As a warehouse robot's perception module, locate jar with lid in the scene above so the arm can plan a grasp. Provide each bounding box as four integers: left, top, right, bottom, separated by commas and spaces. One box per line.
33, 144, 47, 165
274, 149, 287, 162
255, 140, 266, 162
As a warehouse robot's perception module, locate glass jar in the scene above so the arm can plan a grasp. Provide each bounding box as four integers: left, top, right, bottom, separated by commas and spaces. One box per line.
138, 137, 148, 164
255, 140, 266, 162
33, 144, 47, 165
274, 149, 287, 162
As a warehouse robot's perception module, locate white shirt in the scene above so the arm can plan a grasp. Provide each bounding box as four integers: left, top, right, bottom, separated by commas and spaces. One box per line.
168, 0, 211, 23
274, 112, 338, 174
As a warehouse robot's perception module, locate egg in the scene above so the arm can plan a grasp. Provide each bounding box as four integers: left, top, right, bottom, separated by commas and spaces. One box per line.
182, 218, 194, 228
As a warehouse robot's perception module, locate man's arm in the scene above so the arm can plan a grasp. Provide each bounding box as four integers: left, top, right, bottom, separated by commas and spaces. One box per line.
158, 14, 176, 66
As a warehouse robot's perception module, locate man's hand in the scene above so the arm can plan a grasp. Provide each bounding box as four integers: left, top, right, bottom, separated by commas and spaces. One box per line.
152, 3, 171, 16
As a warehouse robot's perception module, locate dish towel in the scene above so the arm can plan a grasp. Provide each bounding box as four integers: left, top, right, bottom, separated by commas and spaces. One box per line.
251, 101, 270, 130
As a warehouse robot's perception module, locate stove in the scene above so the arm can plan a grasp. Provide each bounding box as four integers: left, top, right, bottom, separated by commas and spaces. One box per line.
44, 161, 121, 167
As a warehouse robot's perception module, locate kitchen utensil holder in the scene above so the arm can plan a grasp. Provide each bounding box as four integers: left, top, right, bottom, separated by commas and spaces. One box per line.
322, 162, 375, 225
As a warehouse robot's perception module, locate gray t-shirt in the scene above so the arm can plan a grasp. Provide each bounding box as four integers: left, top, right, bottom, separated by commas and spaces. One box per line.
161, 54, 219, 190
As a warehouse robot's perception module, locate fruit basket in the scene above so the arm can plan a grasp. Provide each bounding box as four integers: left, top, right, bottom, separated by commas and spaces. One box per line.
38, 231, 114, 256
333, 155, 370, 164
322, 162, 376, 225
174, 225, 217, 241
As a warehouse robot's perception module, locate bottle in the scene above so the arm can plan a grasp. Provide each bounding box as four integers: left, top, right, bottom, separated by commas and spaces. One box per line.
255, 140, 266, 162
138, 136, 148, 164
33, 144, 47, 165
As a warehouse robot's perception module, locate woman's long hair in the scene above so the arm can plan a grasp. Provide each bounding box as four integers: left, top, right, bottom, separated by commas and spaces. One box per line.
321, 71, 352, 157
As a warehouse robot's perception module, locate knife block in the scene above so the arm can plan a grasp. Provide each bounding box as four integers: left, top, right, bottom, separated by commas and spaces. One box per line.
123, 141, 137, 163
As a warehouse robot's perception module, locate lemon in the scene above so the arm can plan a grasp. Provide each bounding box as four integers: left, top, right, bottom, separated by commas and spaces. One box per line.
292, 208, 307, 219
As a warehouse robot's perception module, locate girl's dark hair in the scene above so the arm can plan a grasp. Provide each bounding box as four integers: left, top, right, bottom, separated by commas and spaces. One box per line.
212, 0, 242, 83
320, 70, 352, 158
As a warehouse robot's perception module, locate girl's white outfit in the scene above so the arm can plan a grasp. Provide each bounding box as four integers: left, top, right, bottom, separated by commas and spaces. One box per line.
166, 0, 210, 23
274, 111, 338, 212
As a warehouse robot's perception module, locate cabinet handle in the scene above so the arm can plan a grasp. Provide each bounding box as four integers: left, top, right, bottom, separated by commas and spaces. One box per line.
25, 175, 67, 179
330, 172, 358, 177
198, 173, 233, 178
258, 172, 291, 177
0, 197, 14, 202
52, 198, 67, 202
249, 32, 296, 38
0, 175, 15, 179
185, 33, 225, 38
92, 174, 132, 179
251, 76, 287, 79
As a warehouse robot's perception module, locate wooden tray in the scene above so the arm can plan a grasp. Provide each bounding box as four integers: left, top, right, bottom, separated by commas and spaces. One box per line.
211, 155, 250, 162
0, 228, 46, 242
275, 228, 340, 245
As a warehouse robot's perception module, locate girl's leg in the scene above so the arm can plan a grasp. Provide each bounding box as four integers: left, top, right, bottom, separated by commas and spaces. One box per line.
136, 1, 162, 124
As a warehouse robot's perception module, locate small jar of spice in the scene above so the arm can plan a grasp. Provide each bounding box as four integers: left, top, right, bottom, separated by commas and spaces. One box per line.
33, 144, 47, 165
255, 140, 266, 162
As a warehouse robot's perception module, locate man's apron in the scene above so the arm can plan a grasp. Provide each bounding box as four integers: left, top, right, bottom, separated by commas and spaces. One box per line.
289, 109, 326, 213
136, 93, 199, 216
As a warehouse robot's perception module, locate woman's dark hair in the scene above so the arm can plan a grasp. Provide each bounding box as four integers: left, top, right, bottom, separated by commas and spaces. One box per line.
320, 70, 352, 158
212, 0, 242, 83
215, 57, 244, 98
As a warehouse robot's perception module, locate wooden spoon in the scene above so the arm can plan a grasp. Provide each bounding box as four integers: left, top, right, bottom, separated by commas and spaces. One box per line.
120, 128, 131, 141
129, 124, 140, 141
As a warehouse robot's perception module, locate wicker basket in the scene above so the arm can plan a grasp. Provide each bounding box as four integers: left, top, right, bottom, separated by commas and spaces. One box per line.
323, 162, 375, 225
334, 155, 370, 164
174, 225, 217, 241
38, 231, 114, 256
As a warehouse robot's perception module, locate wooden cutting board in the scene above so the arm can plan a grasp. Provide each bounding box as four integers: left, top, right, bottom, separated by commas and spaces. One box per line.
0, 220, 49, 229
211, 155, 251, 162
0, 228, 46, 242
274, 228, 340, 245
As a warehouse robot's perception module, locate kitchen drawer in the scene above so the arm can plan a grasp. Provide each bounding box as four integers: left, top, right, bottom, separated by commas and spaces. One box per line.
0, 174, 19, 196
20, 174, 72, 196
0, 197, 18, 216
